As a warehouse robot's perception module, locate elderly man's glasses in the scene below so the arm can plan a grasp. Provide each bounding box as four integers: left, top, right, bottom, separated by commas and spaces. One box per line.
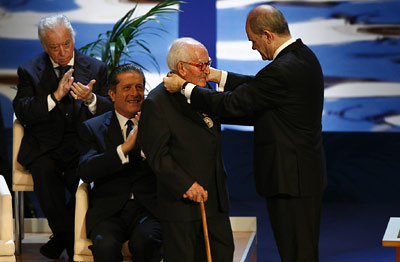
181, 58, 212, 71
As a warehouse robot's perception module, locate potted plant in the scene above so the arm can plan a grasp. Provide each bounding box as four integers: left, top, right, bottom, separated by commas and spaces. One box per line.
79, 0, 182, 74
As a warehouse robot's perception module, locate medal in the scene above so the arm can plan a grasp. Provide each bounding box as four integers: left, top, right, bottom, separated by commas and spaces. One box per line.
202, 113, 214, 128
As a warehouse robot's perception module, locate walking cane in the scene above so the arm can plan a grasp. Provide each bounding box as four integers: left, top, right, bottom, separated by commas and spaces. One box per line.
184, 193, 212, 262
200, 200, 212, 262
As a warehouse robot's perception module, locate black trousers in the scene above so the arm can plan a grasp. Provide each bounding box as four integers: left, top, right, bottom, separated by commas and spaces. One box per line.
28, 142, 79, 234
161, 211, 234, 262
89, 199, 162, 262
266, 193, 323, 262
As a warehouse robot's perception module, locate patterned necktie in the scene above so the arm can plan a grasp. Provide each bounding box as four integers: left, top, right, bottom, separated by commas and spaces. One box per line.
126, 120, 134, 139
55, 66, 73, 118
56, 66, 71, 81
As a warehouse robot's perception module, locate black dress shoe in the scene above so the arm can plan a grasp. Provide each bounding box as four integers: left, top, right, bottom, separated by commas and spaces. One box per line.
39, 233, 66, 259
64, 230, 74, 260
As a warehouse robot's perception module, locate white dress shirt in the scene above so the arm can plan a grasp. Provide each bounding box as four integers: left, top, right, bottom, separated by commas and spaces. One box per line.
47, 52, 97, 113
182, 38, 296, 101
115, 110, 138, 164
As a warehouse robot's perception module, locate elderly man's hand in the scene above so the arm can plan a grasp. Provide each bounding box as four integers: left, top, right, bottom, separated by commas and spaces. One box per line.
53, 68, 74, 101
164, 73, 186, 93
71, 79, 96, 103
184, 182, 208, 203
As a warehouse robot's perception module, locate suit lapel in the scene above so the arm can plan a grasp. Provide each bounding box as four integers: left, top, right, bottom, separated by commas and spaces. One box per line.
37, 55, 59, 94
71, 50, 91, 110
194, 83, 219, 135
169, 89, 215, 135
104, 111, 125, 148
73, 50, 92, 85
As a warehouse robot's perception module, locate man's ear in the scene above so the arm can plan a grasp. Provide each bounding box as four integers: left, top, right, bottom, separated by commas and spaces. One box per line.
42, 43, 48, 53
177, 62, 186, 77
108, 89, 116, 103
263, 30, 273, 43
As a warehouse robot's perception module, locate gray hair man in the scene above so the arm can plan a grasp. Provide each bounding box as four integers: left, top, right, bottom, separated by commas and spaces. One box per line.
165, 5, 327, 262
138, 37, 234, 262
13, 14, 112, 260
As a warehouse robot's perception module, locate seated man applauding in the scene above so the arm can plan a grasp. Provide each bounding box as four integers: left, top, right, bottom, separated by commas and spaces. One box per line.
77, 64, 161, 262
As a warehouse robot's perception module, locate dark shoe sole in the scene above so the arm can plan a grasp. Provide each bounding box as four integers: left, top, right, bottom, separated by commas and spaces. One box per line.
39, 245, 64, 259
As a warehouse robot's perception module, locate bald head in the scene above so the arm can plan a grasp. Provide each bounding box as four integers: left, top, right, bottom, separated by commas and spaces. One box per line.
247, 5, 290, 36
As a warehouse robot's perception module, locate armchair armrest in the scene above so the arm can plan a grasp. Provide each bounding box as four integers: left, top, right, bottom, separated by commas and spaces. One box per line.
73, 180, 132, 261
12, 116, 33, 191
0, 175, 15, 257
74, 180, 93, 260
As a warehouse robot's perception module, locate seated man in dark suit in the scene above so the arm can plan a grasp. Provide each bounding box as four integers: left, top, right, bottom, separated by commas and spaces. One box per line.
12, 14, 112, 259
77, 64, 162, 262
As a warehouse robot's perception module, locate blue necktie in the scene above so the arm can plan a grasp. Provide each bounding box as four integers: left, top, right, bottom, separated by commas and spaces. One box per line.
55, 66, 73, 118
56, 66, 71, 81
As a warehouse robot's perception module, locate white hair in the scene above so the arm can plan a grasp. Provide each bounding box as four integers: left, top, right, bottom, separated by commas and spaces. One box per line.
166, 37, 205, 72
38, 14, 76, 45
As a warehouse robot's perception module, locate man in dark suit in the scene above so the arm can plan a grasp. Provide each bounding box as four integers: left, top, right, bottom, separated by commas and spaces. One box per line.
0, 106, 11, 189
77, 64, 161, 262
164, 5, 327, 262
12, 14, 112, 259
138, 38, 234, 262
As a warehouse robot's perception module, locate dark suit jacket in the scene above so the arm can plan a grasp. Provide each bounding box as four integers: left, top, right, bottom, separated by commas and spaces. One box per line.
77, 111, 158, 234
13, 49, 113, 167
138, 83, 229, 222
191, 39, 327, 198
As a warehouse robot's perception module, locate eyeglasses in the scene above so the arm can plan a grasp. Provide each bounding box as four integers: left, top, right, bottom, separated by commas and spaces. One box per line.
180, 58, 212, 71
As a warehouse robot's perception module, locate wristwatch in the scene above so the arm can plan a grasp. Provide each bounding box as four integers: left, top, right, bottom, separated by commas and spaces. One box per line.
181, 81, 189, 95
83, 94, 94, 106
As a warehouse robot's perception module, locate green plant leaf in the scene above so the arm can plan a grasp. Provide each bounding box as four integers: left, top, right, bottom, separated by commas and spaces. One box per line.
79, 0, 182, 74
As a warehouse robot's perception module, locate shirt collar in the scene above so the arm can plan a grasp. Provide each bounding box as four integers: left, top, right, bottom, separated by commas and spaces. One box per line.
115, 110, 137, 130
273, 38, 296, 60
50, 51, 75, 68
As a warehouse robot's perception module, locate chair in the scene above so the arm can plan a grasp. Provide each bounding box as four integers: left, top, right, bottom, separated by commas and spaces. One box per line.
382, 217, 400, 262
0, 175, 16, 262
74, 180, 258, 262
11, 116, 34, 255
74, 180, 132, 262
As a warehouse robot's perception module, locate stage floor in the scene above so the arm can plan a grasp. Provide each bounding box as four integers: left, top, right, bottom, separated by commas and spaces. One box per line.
230, 200, 400, 262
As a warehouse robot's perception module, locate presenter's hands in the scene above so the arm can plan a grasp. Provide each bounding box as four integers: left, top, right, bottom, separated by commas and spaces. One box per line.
121, 113, 141, 155
164, 72, 186, 93
184, 182, 208, 203
71, 79, 96, 103
53, 68, 74, 101
207, 67, 222, 83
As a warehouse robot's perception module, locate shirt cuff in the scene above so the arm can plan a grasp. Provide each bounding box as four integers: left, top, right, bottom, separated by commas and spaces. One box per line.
218, 70, 227, 92
47, 94, 56, 111
183, 83, 196, 104
117, 145, 129, 164
87, 94, 97, 115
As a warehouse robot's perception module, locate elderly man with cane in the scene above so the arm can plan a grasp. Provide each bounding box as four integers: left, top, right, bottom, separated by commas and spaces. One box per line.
164, 5, 327, 262
138, 37, 234, 262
